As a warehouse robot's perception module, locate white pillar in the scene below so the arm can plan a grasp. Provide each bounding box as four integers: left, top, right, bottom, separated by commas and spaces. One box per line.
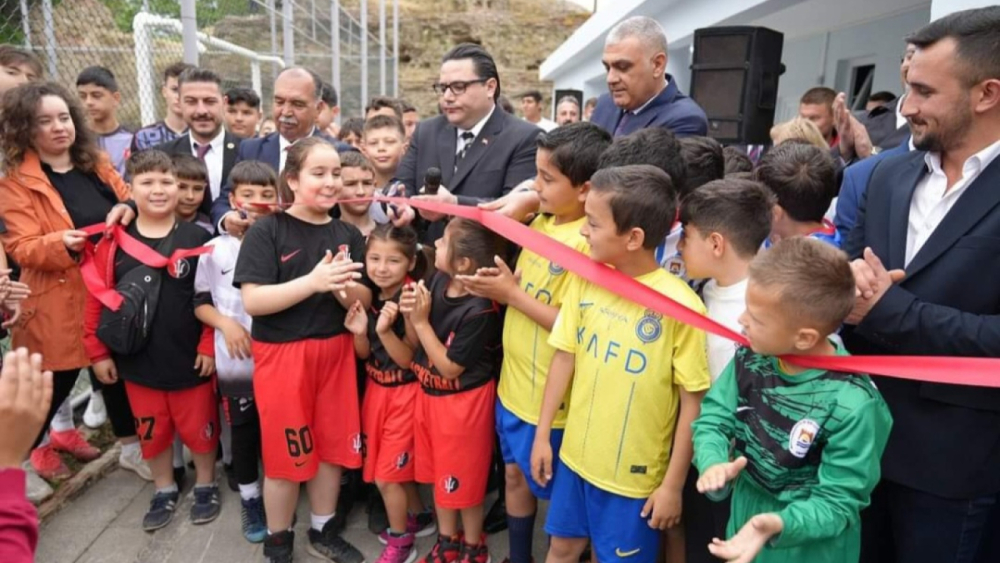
180, 0, 199, 65
361, 0, 368, 107
392, 0, 399, 97
332, 0, 341, 105
379, 0, 386, 95
283, 0, 295, 65
41, 0, 57, 78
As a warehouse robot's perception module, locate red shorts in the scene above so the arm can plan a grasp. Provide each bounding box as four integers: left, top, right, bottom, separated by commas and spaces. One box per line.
415, 381, 496, 509
362, 381, 418, 484
125, 380, 219, 460
253, 335, 362, 482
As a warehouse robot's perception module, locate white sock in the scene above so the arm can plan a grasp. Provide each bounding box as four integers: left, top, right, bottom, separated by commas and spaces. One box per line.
120, 441, 141, 457
50, 399, 75, 433
311, 512, 334, 532
238, 482, 261, 501
156, 483, 179, 495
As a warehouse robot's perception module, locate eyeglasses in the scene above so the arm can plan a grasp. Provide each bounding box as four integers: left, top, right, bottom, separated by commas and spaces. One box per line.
432, 79, 488, 96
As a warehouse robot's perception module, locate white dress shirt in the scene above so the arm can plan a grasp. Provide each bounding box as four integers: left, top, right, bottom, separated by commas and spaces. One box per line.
906, 139, 1000, 266
279, 127, 318, 173
895, 94, 908, 131
456, 105, 496, 155
631, 78, 669, 116
190, 128, 226, 201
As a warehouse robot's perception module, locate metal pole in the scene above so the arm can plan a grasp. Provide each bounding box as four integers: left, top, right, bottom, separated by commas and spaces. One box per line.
41, 0, 57, 78
283, 0, 295, 64
361, 0, 368, 107
251, 61, 263, 98
379, 0, 386, 95
332, 0, 341, 107
19, 0, 31, 49
311, 0, 317, 40
392, 0, 398, 97
269, 0, 278, 81
134, 13, 157, 125
180, 0, 199, 65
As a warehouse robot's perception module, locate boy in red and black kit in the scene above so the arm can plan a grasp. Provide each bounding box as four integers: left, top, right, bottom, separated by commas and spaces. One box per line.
84, 150, 220, 532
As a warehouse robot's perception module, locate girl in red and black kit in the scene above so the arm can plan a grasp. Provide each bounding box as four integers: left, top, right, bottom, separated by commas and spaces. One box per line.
344, 224, 436, 563
401, 218, 505, 563
234, 137, 371, 563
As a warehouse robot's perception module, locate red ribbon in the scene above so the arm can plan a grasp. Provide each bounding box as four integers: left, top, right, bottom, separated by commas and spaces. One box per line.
78, 224, 213, 310
374, 196, 1000, 388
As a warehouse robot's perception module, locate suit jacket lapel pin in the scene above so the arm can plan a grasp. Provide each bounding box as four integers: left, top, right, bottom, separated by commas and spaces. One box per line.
227, 142, 235, 150
482, 138, 489, 146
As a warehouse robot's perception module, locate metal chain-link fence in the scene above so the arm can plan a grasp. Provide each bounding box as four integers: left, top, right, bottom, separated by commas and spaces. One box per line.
0, 0, 396, 130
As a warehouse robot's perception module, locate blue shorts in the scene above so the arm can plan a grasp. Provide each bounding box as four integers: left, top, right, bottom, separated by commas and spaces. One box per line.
495, 398, 564, 500
545, 460, 660, 563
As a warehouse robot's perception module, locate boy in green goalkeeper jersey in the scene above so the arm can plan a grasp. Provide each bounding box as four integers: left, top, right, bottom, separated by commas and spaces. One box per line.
692, 237, 892, 563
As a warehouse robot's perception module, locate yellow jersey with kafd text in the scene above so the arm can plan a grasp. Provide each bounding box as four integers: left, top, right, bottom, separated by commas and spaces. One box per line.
549, 268, 710, 498
498, 215, 588, 428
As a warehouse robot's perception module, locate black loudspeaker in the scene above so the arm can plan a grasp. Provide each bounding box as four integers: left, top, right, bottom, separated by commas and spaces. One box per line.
553, 88, 583, 120
690, 26, 784, 145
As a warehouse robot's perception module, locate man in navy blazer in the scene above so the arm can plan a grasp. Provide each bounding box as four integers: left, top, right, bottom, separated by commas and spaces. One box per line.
588, 16, 707, 139
210, 67, 353, 233
843, 9, 1000, 563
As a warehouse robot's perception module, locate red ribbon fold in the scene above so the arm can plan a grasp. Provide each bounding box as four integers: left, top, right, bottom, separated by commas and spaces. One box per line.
375, 195, 1000, 388
78, 224, 213, 310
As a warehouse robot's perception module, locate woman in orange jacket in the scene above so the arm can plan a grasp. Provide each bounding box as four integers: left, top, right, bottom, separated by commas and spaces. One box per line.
0, 82, 149, 485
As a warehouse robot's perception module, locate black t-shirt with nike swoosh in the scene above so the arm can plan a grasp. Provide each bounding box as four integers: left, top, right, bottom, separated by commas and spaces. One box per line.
233, 212, 366, 343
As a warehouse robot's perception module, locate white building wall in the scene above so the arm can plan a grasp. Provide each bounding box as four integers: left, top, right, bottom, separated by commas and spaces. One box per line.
774, 7, 930, 120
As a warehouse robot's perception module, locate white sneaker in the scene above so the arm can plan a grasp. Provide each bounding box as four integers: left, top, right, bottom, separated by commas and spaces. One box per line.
83, 390, 107, 429
22, 461, 53, 504
119, 446, 153, 481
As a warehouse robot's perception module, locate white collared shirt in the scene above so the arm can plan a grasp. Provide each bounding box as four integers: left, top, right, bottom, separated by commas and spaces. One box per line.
895, 93, 908, 131
190, 128, 226, 201
279, 127, 318, 173
630, 78, 670, 116
906, 139, 1000, 266
456, 104, 496, 155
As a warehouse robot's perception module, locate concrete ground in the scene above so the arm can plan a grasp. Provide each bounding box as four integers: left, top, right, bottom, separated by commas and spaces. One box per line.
37, 467, 551, 563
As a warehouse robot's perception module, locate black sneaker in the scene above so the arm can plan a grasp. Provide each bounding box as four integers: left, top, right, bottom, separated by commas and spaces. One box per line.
264, 529, 295, 563
224, 463, 239, 492
190, 485, 222, 524
483, 497, 507, 534
173, 465, 186, 491
142, 490, 179, 532
308, 519, 366, 563
367, 488, 389, 534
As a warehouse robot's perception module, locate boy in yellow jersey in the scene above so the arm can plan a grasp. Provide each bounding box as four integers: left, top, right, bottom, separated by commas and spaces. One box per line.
531, 164, 711, 563
459, 122, 612, 563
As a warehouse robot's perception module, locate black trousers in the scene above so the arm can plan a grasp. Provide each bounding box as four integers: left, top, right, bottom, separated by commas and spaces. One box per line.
33, 369, 79, 449
860, 479, 998, 563
32, 368, 136, 449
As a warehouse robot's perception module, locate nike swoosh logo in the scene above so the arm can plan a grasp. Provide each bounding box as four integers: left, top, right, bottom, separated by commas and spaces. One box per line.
294, 460, 307, 467
222, 268, 234, 275
580, 301, 594, 309
280, 250, 301, 263
737, 406, 754, 413
615, 548, 641, 558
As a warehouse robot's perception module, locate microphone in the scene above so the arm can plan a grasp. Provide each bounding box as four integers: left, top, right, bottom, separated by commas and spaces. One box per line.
424, 167, 442, 195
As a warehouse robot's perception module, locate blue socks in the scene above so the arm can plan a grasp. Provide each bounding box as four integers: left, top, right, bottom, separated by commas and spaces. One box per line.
507, 513, 536, 563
